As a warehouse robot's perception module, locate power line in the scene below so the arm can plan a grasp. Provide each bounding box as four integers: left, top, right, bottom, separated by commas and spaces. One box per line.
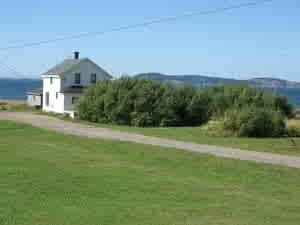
0, 64, 12, 74
0, 0, 274, 52
0, 60, 28, 78
0, 65, 21, 78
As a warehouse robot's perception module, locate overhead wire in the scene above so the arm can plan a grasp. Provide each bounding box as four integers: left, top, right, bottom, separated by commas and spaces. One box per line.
0, 0, 274, 52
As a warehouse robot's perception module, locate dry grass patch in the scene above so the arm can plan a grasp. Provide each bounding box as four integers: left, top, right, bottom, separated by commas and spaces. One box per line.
0, 99, 25, 105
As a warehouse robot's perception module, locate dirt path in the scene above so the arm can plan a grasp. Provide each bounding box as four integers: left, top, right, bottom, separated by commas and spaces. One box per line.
1, 112, 300, 169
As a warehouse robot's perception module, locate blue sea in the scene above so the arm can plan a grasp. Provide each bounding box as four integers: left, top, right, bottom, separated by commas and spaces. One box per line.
0, 79, 300, 107
0, 79, 42, 100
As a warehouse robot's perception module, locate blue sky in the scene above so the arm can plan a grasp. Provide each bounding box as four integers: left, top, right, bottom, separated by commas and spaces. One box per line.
0, 0, 299, 81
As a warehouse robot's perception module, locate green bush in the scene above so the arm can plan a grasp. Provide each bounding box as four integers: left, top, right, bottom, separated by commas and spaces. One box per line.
158, 85, 197, 126
78, 77, 210, 127
0, 105, 7, 111
204, 84, 294, 118
224, 107, 286, 137
131, 112, 154, 127
287, 126, 300, 137
77, 78, 293, 134
273, 95, 295, 118
187, 90, 212, 125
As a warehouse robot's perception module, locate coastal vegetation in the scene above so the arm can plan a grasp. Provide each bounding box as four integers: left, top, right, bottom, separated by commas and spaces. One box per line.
77, 77, 294, 137
0, 100, 36, 112
0, 120, 300, 225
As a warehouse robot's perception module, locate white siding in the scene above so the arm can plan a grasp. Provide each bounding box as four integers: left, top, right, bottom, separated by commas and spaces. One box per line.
27, 95, 42, 107
64, 93, 82, 118
42, 59, 111, 118
42, 76, 65, 114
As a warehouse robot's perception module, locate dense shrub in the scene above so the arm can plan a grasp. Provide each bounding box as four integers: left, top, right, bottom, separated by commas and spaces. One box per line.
0, 102, 8, 111
224, 107, 286, 137
158, 85, 198, 126
287, 126, 300, 137
286, 120, 300, 137
78, 78, 294, 137
187, 90, 212, 125
273, 95, 295, 118
204, 84, 294, 118
78, 78, 209, 127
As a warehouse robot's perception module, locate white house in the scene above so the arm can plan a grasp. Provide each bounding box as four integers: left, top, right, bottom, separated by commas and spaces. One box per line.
41, 52, 112, 118
27, 88, 43, 108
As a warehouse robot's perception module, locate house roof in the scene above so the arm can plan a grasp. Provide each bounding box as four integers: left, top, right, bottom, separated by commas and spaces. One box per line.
43, 58, 83, 75
42, 58, 113, 79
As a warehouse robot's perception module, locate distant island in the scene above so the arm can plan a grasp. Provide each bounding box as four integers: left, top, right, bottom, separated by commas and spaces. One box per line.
136, 73, 300, 89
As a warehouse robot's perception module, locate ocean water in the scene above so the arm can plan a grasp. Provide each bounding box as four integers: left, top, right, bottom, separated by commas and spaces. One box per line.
0, 79, 42, 100
0, 79, 299, 107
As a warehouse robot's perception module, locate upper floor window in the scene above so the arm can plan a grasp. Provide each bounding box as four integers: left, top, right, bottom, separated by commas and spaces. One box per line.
75, 73, 81, 84
91, 73, 97, 83
50, 77, 53, 84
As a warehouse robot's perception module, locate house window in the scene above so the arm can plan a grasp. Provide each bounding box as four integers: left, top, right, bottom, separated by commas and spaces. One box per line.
45, 92, 49, 106
91, 73, 97, 83
72, 97, 79, 105
75, 73, 81, 84
56, 92, 58, 99
50, 77, 53, 84
33, 96, 36, 101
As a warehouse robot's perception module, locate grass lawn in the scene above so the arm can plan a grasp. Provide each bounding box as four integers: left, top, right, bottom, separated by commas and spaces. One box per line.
0, 120, 300, 225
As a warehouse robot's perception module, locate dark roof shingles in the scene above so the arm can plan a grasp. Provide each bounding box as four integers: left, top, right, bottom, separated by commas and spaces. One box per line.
43, 59, 83, 75
42, 58, 113, 80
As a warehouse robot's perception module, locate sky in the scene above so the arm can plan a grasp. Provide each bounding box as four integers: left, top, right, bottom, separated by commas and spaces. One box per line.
0, 0, 299, 81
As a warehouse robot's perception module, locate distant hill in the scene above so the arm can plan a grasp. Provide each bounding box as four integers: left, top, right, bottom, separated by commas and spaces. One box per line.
0, 78, 42, 100
136, 73, 300, 89
247, 77, 300, 89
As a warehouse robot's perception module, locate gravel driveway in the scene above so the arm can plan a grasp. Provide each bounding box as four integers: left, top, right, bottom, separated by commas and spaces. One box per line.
1, 112, 300, 169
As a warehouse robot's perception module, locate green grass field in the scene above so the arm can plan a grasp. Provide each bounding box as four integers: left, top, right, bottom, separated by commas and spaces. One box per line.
0, 120, 300, 225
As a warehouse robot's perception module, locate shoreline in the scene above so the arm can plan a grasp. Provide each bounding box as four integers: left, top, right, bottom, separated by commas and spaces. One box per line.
0, 99, 25, 105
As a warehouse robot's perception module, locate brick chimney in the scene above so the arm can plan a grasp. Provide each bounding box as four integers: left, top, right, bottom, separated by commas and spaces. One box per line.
74, 51, 80, 60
